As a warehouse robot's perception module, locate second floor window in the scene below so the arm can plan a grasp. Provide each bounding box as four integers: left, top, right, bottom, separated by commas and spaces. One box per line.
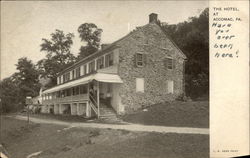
72, 69, 75, 79
89, 61, 95, 73
105, 53, 113, 67
84, 65, 87, 75
97, 56, 104, 70
76, 67, 80, 78
63, 72, 70, 82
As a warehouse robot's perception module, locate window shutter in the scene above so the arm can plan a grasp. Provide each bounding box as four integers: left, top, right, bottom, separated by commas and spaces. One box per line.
134, 54, 138, 67
173, 59, 176, 69
164, 58, 168, 68
143, 54, 147, 66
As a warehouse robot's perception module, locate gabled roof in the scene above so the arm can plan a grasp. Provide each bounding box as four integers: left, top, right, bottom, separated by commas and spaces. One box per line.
157, 24, 187, 59
58, 20, 187, 76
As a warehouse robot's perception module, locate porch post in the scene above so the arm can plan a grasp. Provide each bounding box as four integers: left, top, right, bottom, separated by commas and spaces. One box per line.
76, 103, 79, 115
97, 81, 100, 118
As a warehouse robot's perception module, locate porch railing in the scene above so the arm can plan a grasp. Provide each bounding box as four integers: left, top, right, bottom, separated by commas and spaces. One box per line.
89, 92, 99, 117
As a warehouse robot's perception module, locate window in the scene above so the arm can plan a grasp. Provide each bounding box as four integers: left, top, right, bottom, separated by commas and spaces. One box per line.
58, 77, 61, 84
136, 78, 144, 92
97, 56, 104, 69
89, 61, 95, 73
75, 86, 80, 95
61, 90, 65, 98
165, 57, 174, 69
107, 84, 112, 93
72, 70, 75, 79
63, 73, 70, 82
63, 74, 66, 83
66, 72, 70, 82
83, 65, 87, 75
76, 67, 80, 78
105, 53, 113, 67
56, 91, 60, 98
136, 53, 143, 67
80, 85, 88, 94
167, 80, 174, 94
66, 88, 71, 96
72, 87, 75, 96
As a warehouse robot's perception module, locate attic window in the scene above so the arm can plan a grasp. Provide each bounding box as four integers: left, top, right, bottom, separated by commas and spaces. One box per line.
136, 53, 143, 67
167, 58, 173, 69
164, 57, 175, 70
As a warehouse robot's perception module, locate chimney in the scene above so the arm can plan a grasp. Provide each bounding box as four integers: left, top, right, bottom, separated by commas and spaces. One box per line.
149, 13, 158, 23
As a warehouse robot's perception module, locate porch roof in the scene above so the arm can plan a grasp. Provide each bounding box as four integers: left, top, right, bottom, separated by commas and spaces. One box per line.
42, 73, 123, 94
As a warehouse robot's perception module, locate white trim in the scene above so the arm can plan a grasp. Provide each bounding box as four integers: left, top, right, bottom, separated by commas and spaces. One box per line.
43, 73, 123, 94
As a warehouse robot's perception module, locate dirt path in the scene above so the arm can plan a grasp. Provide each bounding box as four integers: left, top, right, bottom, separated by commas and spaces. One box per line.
11, 115, 209, 135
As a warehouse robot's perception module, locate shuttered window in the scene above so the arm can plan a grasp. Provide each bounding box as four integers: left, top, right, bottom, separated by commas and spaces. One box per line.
135, 53, 146, 67
164, 57, 175, 70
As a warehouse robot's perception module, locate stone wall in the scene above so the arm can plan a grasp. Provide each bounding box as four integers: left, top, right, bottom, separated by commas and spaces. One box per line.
117, 23, 185, 113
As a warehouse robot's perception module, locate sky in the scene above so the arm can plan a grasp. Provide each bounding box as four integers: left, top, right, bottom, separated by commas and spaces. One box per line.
1, 1, 208, 80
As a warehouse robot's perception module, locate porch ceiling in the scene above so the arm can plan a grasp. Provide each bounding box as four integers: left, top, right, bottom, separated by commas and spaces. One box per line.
42, 73, 123, 94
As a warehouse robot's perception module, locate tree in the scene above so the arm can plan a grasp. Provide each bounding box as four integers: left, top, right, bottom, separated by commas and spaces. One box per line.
77, 23, 103, 59
162, 8, 209, 99
0, 57, 40, 113
38, 29, 76, 87
0, 77, 21, 113
15, 57, 41, 98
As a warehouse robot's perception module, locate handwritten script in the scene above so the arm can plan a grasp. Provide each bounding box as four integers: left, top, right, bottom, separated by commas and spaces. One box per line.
212, 7, 241, 58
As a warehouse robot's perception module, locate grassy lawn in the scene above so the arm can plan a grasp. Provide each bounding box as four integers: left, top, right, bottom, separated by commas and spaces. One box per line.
121, 101, 209, 128
1, 116, 208, 158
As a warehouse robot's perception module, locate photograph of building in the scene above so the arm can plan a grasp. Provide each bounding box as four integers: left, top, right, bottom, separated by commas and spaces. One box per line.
41, 13, 187, 118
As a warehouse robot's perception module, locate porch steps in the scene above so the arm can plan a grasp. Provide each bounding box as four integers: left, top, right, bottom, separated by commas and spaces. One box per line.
99, 105, 122, 123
